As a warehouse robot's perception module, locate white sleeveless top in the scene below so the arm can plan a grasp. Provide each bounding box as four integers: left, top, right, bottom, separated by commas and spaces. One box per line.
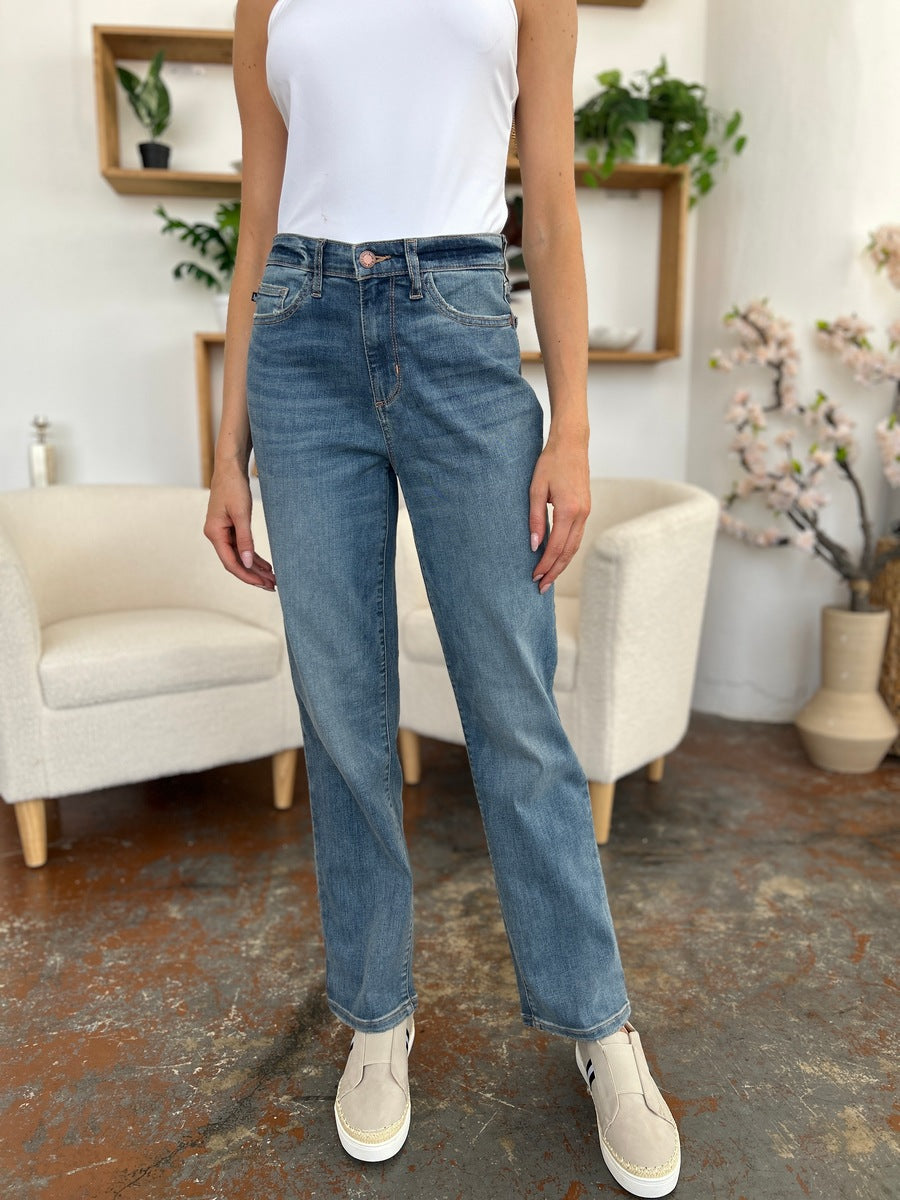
266, 0, 519, 242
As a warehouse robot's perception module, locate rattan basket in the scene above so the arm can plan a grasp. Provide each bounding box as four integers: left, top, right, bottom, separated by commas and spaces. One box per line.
871, 537, 900, 755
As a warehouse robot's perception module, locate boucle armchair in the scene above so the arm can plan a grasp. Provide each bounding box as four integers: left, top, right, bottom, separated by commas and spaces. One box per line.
396, 478, 719, 842
0, 485, 302, 868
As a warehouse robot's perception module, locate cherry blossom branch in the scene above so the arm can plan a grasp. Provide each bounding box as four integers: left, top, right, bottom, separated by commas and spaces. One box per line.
711, 273, 899, 611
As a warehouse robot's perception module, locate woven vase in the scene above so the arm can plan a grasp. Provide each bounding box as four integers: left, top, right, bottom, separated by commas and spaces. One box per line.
795, 606, 897, 773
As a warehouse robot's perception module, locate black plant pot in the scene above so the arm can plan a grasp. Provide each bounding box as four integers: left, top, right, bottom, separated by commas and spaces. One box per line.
139, 142, 171, 169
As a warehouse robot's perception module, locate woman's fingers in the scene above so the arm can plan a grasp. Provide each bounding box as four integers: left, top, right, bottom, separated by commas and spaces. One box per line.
204, 476, 277, 590
532, 508, 587, 593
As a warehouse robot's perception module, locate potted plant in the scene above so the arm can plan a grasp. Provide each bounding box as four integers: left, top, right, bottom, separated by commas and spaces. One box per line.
710, 227, 900, 772
574, 57, 746, 206
156, 202, 241, 329
117, 49, 172, 169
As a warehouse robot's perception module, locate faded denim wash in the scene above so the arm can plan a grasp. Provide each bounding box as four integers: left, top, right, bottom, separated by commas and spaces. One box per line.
246, 232, 630, 1039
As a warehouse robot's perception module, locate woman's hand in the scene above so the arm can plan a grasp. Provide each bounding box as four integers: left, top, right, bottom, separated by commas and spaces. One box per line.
529, 430, 591, 594
204, 462, 277, 590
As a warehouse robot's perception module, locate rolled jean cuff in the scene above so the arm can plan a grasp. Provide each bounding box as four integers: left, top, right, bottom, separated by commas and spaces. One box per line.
329, 994, 418, 1035
522, 998, 631, 1042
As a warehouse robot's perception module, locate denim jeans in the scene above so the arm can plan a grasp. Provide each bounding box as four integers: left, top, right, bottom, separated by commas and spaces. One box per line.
246, 232, 630, 1039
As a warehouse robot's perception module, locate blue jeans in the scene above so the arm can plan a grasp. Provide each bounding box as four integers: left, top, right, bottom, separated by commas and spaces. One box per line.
246, 232, 630, 1039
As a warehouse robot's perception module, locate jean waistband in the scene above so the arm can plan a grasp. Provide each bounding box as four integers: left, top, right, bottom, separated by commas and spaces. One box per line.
267, 232, 508, 289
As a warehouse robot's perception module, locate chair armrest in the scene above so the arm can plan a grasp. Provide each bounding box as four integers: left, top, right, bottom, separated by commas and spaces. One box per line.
574, 492, 719, 779
0, 526, 46, 800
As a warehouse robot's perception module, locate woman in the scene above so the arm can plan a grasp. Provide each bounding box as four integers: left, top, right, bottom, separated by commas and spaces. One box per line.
204, 1, 680, 1194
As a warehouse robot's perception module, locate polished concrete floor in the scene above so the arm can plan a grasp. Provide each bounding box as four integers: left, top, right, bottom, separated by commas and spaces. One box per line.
1, 716, 897, 1200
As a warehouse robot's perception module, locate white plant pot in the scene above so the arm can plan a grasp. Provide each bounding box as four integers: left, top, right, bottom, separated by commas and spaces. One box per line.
632, 120, 663, 165
213, 291, 230, 331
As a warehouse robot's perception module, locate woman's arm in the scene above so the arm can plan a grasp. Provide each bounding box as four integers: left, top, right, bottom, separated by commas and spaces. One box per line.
514, 0, 591, 593
204, 0, 285, 589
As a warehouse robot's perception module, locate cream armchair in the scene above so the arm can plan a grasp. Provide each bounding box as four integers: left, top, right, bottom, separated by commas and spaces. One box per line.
0, 485, 302, 868
396, 478, 719, 843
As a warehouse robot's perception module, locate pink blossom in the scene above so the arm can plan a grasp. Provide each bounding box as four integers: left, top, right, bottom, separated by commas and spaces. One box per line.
796, 488, 828, 515
771, 477, 800, 511
781, 386, 800, 412
867, 224, 900, 288
754, 527, 786, 547
736, 475, 762, 498
876, 416, 900, 486
712, 280, 895, 585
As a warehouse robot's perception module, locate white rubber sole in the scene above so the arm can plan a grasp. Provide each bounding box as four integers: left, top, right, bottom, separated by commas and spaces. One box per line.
334, 1021, 415, 1163
576, 1045, 681, 1199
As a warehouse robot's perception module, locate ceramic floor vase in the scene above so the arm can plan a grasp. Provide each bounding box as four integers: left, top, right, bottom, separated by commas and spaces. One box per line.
795, 605, 897, 773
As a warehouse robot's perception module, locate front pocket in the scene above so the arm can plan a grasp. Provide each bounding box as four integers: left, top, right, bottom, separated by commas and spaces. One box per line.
422, 267, 514, 327
252, 264, 314, 324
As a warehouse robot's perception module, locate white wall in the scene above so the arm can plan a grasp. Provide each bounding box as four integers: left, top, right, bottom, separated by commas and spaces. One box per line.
0, 0, 706, 493
688, 0, 900, 719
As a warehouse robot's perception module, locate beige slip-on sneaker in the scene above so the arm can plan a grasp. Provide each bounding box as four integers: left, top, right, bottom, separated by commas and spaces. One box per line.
576, 1022, 680, 1198
334, 1015, 415, 1162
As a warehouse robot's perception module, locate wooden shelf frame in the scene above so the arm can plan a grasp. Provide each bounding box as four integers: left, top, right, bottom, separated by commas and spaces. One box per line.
93, 25, 238, 197
508, 159, 689, 362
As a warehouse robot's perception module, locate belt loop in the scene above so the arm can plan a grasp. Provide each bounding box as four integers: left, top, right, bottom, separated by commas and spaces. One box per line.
312, 238, 324, 297
404, 238, 423, 300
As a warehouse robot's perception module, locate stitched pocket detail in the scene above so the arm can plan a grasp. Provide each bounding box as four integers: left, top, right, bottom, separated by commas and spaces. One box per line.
252, 266, 314, 324
422, 267, 514, 327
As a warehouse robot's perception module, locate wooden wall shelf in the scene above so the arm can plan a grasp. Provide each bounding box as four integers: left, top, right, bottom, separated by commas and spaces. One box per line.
93, 26, 235, 196
508, 160, 689, 361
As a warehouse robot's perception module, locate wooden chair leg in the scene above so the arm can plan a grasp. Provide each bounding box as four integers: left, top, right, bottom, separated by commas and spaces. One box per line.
588, 781, 615, 845
272, 748, 298, 810
398, 728, 421, 785
14, 799, 48, 868
647, 756, 665, 783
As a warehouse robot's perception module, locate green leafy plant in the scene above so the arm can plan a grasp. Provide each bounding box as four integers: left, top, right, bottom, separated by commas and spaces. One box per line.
155, 202, 241, 291
117, 50, 171, 142
574, 57, 747, 206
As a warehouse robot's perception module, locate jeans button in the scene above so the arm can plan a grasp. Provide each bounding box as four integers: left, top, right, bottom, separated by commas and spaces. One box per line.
359, 250, 376, 268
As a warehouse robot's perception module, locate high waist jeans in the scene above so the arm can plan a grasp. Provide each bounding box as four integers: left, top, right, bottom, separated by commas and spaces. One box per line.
246, 232, 630, 1039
